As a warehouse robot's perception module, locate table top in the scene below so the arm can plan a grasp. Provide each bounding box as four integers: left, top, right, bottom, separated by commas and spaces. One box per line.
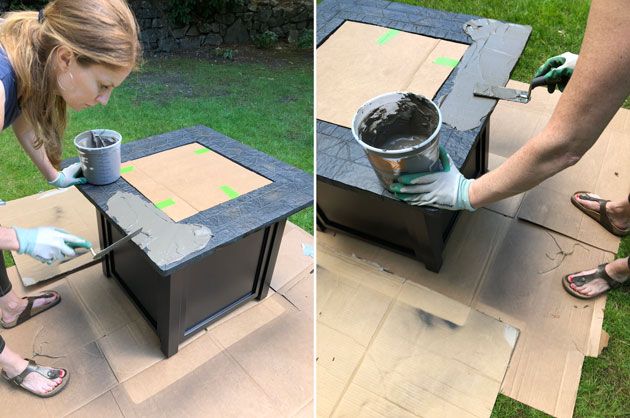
67, 125, 313, 276
317, 0, 531, 197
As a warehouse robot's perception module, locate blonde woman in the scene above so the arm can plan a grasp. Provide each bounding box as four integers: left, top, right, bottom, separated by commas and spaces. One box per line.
0, 0, 140, 397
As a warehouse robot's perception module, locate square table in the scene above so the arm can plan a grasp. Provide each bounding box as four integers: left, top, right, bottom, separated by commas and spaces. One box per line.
67, 125, 313, 357
316, 0, 531, 272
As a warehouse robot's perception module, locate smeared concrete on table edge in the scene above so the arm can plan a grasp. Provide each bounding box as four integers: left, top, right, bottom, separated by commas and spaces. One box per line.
106, 191, 212, 268
440, 18, 531, 131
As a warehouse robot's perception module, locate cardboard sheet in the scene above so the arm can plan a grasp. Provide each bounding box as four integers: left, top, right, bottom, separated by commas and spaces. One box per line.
0, 187, 99, 286
121, 143, 272, 221
317, 207, 612, 417
488, 80, 626, 253
1, 214, 313, 416
317, 21, 467, 128
316, 246, 517, 418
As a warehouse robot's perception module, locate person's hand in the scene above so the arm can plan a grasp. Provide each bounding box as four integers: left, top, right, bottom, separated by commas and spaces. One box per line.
535, 52, 578, 93
13, 226, 92, 264
389, 146, 475, 211
48, 162, 87, 188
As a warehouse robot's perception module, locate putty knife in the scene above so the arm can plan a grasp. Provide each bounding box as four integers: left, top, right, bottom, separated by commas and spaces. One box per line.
473, 75, 548, 104
87, 227, 142, 260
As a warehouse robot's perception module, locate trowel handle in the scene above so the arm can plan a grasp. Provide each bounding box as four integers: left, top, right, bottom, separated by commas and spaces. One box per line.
530, 76, 548, 90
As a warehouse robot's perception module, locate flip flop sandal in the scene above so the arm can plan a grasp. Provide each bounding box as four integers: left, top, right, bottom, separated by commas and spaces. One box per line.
0, 290, 61, 329
571, 191, 630, 237
562, 263, 624, 299
1, 359, 68, 398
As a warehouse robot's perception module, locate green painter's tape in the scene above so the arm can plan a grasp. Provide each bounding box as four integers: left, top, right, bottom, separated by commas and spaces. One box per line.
155, 198, 176, 209
120, 166, 134, 174
220, 185, 240, 199
195, 148, 210, 154
377, 29, 400, 45
433, 57, 459, 68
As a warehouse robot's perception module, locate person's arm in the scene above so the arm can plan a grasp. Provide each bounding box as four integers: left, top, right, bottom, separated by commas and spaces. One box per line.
12, 113, 87, 187
0, 227, 19, 251
11, 113, 58, 182
468, 0, 630, 207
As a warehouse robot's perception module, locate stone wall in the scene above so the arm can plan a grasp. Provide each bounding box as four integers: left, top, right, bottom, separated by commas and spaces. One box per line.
130, 0, 313, 53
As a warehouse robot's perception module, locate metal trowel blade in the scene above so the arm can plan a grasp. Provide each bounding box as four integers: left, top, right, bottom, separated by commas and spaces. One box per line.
473, 83, 530, 104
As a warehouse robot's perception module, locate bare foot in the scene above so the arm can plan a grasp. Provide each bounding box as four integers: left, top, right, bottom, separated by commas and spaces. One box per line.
0, 292, 59, 324
3, 358, 64, 395
574, 193, 629, 231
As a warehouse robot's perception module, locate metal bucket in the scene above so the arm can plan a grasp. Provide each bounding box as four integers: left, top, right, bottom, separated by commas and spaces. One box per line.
74, 129, 122, 185
351, 92, 442, 188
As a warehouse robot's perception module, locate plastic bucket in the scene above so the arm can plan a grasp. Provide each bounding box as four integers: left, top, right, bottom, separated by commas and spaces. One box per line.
74, 129, 122, 185
351, 92, 442, 188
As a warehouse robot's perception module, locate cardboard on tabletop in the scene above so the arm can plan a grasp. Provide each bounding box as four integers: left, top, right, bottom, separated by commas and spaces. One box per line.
317, 21, 467, 128
317, 208, 612, 417
316, 243, 517, 418
121, 142, 272, 221
0, 187, 99, 286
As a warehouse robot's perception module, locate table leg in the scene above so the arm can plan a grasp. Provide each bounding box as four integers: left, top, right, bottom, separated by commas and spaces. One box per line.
257, 221, 286, 300
156, 273, 184, 357
97, 211, 113, 278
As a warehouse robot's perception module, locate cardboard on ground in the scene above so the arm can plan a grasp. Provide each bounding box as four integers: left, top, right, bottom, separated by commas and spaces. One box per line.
0, 216, 313, 417
0, 187, 99, 286
317, 21, 468, 128
318, 206, 611, 417
121, 143, 272, 222
317, 244, 518, 418
489, 80, 626, 253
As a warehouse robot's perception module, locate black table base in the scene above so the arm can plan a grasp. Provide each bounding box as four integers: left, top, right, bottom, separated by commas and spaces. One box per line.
317, 120, 489, 272
97, 212, 284, 357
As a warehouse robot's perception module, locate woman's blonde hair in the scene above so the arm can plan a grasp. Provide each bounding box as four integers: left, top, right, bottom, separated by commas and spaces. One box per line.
0, 0, 141, 168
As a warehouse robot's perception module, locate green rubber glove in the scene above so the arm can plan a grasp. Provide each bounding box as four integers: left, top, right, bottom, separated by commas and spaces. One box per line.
389, 146, 475, 211
535, 52, 578, 93
49, 162, 88, 188
14, 226, 92, 264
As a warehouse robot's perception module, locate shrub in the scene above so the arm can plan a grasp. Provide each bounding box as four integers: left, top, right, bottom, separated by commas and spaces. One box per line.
165, 0, 243, 27
297, 29, 313, 49
252, 30, 278, 49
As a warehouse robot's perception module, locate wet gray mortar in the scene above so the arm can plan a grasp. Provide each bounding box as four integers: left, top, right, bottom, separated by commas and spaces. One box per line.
316, 0, 531, 196
63, 125, 313, 276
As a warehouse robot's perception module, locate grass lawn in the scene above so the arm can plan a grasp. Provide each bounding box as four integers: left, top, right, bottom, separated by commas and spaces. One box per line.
0, 49, 314, 267
389, 1, 629, 416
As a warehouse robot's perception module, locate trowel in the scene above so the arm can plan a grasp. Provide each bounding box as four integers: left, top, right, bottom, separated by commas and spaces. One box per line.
473, 75, 548, 104
65, 227, 143, 263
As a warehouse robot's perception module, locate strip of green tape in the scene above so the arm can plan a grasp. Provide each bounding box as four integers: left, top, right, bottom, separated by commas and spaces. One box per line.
155, 198, 176, 209
377, 29, 400, 45
220, 185, 240, 199
195, 148, 210, 154
433, 57, 459, 68
120, 166, 134, 174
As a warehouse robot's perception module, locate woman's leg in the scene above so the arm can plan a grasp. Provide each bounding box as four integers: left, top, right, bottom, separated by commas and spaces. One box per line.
0, 252, 58, 324
0, 338, 63, 395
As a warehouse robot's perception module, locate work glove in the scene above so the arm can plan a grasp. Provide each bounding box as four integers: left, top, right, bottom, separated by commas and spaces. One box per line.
535, 52, 578, 93
389, 146, 475, 211
13, 226, 92, 264
48, 162, 87, 188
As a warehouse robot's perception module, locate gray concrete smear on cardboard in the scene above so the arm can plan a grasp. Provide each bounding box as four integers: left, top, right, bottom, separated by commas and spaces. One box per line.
440, 18, 531, 131
106, 191, 212, 268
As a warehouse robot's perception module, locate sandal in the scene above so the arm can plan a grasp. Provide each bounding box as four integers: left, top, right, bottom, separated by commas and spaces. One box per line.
0, 291, 61, 329
571, 192, 630, 237
562, 263, 624, 299
1, 359, 68, 398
